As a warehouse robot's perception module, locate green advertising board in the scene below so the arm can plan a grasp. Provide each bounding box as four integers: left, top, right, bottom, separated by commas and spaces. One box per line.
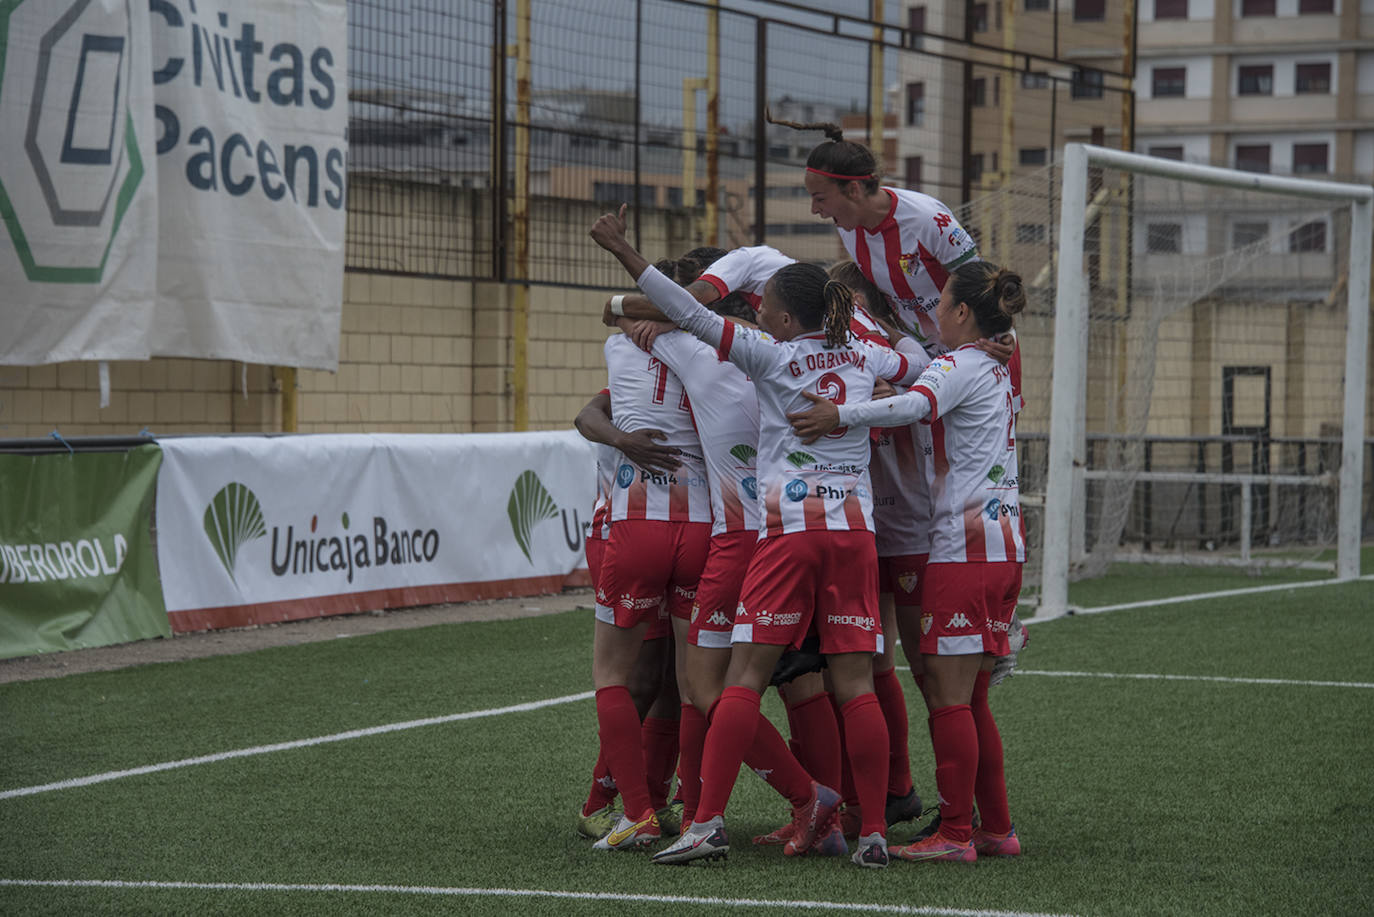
0, 445, 169, 658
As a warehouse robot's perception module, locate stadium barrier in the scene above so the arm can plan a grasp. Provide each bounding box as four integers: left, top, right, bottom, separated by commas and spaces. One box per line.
0, 432, 596, 655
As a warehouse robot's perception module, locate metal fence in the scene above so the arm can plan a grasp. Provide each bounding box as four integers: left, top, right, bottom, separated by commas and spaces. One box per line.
344, 0, 1134, 286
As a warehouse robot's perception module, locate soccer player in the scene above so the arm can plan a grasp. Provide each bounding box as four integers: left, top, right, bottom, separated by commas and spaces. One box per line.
591, 205, 932, 869
586, 331, 712, 850
789, 260, 1028, 863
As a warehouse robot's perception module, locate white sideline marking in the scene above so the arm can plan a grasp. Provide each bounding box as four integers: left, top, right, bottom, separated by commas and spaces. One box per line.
1016, 670, 1374, 689
1023, 573, 1374, 621
0, 879, 1079, 917
0, 691, 593, 801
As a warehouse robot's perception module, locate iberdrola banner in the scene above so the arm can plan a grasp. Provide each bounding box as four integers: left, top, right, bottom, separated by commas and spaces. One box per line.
0, 0, 346, 369
155, 433, 597, 632
0, 445, 168, 658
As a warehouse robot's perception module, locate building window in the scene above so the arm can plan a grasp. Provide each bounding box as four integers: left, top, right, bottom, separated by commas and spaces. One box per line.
1021, 72, 1049, 89
908, 5, 926, 32
1295, 62, 1332, 94
1025, 0, 1050, 9
906, 82, 925, 127
993, 76, 1001, 106
1233, 222, 1268, 247
1235, 144, 1271, 173
1019, 147, 1048, 166
1289, 221, 1326, 253
1154, 0, 1188, 17
969, 153, 985, 182
1151, 67, 1187, 97
1149, 144, 1185, 160
597, 182, 657, 205
1292, 142, 1329, 174
1241, 0, 1275, 15
905, 156, 923, 189
1146, 223, 1183, 253
1071, 69, 1104, 99
1298, 0, 1333, 11
1016, 223, 1046, 243
1237, 64, 1273, 96
971, 78, 987, 107
972, 3, 989, 31
1075, 0, 1106, 20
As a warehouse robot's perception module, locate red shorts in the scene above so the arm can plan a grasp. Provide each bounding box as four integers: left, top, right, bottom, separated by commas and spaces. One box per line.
733, 530, 881, 656
878, 553, 928, 608
688, 531, 757, 649
595, 520, 710, 631
918, 561, 1022, 657
585, 535, 605, 588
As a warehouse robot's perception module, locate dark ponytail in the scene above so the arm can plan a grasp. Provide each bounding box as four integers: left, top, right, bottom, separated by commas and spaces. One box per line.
765, 108, 881, 194
822, 280, 855, 349
947, 262, 1026, 337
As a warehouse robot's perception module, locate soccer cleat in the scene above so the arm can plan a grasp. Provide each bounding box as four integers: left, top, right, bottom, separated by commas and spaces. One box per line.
652, 816, 729, 865
810, 824, 849, 857
768, 635, 827, 687
751, 820, 795, 846
852, 832, 889, 868
910, 813, 941, 842
888, 832, 977, 863
592, 809, 661, 851
885, 789, 923, 827
783, 783, 843, 857
972, 825, 1021, 857
656, 801, 684, 838
577, 804, 618, 839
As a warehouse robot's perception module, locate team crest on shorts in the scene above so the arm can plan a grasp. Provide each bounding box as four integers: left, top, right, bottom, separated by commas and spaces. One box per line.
921, 613, 933, 635
897, 573, 919, 593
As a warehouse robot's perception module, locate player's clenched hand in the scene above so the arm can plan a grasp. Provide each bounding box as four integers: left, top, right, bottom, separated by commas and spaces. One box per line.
974, 331, 1016, 365
615, 428, 682, 475
872, 377, 897, 400
626, 319, 675, 352
589, 204, 630, 251
787, 391, 840, 445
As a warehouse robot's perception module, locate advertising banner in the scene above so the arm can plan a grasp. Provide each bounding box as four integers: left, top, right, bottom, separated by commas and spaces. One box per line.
0, 445, 168, 659
155, 433, 597, 632
0, 0, 346, 369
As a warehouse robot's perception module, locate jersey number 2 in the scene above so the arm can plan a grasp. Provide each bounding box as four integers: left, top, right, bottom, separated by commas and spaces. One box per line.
818, 372, 849, 438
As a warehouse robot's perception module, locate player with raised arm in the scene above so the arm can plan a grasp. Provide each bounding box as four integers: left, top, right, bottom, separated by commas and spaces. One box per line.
591, 205, 932, 869
789, 261, 1028, 863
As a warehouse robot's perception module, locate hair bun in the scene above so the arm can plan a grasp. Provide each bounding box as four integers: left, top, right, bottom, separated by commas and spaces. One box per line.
996, 269, 1026, 316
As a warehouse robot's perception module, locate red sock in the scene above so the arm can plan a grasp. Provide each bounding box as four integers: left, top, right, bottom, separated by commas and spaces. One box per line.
971, 671, 1011, 834
695, 686, 762, 823
841, 693, 890, 838
830, 694, 858, 809
874, 667, 913, 797
743, 711, 815, 809
784, 691, 841, 791
641, 716, 679, 810
595, 686, 652, 819
582, 750, 617, 816
928, 704, 978, 843
678, 704, 707, 824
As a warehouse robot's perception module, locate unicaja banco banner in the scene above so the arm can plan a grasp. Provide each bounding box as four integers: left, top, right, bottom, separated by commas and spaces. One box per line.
0, 445, 168, 658
0, 0, 346, 369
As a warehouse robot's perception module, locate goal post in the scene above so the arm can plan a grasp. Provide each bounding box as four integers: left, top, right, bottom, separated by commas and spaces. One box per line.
1037, 144, 1373, 619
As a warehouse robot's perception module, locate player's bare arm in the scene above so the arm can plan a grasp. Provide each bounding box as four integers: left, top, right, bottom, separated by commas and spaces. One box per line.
574, 390, 682, 474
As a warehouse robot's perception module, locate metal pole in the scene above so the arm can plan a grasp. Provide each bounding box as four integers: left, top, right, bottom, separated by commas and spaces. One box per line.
754, 21, 767, 245
511, 0, 531, 430
634, 0, 642, 251
706, 0, 720, 246
869, 0, 884, 150
1337, 195, 1372, 580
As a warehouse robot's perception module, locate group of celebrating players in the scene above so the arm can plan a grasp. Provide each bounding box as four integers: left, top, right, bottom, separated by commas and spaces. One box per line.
573, 116, 1029, 869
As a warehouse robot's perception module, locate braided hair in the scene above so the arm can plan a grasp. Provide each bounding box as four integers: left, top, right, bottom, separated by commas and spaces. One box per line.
770, 262, 855, 350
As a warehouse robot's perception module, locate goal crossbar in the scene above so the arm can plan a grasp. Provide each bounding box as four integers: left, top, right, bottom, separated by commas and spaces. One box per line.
1037, 144, 1373, 619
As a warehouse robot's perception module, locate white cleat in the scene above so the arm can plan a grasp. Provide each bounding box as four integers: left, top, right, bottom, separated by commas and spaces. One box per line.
651, 815, 729, 865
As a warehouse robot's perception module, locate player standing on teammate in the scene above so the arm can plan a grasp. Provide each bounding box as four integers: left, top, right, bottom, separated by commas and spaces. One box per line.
790, 261, 1028, 863
592, 205, 932, 869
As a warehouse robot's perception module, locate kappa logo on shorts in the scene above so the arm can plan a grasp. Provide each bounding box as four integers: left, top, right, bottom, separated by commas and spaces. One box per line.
707, 610, 732, 627
616, 464, 636, 488
921, 613, 933, 635
784, 479, 808, 502
897, 573, 919, 593
827, 614, 876, 631
947, 612, 972, 629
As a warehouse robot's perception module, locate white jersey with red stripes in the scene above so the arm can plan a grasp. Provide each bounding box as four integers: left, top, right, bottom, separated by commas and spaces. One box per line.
589, 439, 617, 542
835, 344, 1026, 563
603, 334, 711, 523
636, 266, 928, 537
837, 187, 978, 357
648, 330, 762, 537
698, 245, 795, 311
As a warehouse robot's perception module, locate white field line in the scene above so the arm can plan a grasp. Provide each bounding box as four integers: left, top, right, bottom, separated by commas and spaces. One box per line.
1021, 573, 1374, 621
1015, 670, 1374, 689
0, 691, 593, 801
0, 879, 1079, 917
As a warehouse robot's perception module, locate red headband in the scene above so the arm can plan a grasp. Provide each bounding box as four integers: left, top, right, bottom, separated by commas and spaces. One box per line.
806, 166, 874, 181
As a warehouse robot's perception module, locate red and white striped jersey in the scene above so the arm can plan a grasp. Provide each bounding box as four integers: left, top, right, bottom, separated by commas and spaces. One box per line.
698, 245, 795, 311
835, 345, 1025, 563
870, 420, 931, 557
637, 266, 928, 538
603, 334, 712, 524
589, 439, 617, 542
837, 187, 979, 356
649, 330, 762, 537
